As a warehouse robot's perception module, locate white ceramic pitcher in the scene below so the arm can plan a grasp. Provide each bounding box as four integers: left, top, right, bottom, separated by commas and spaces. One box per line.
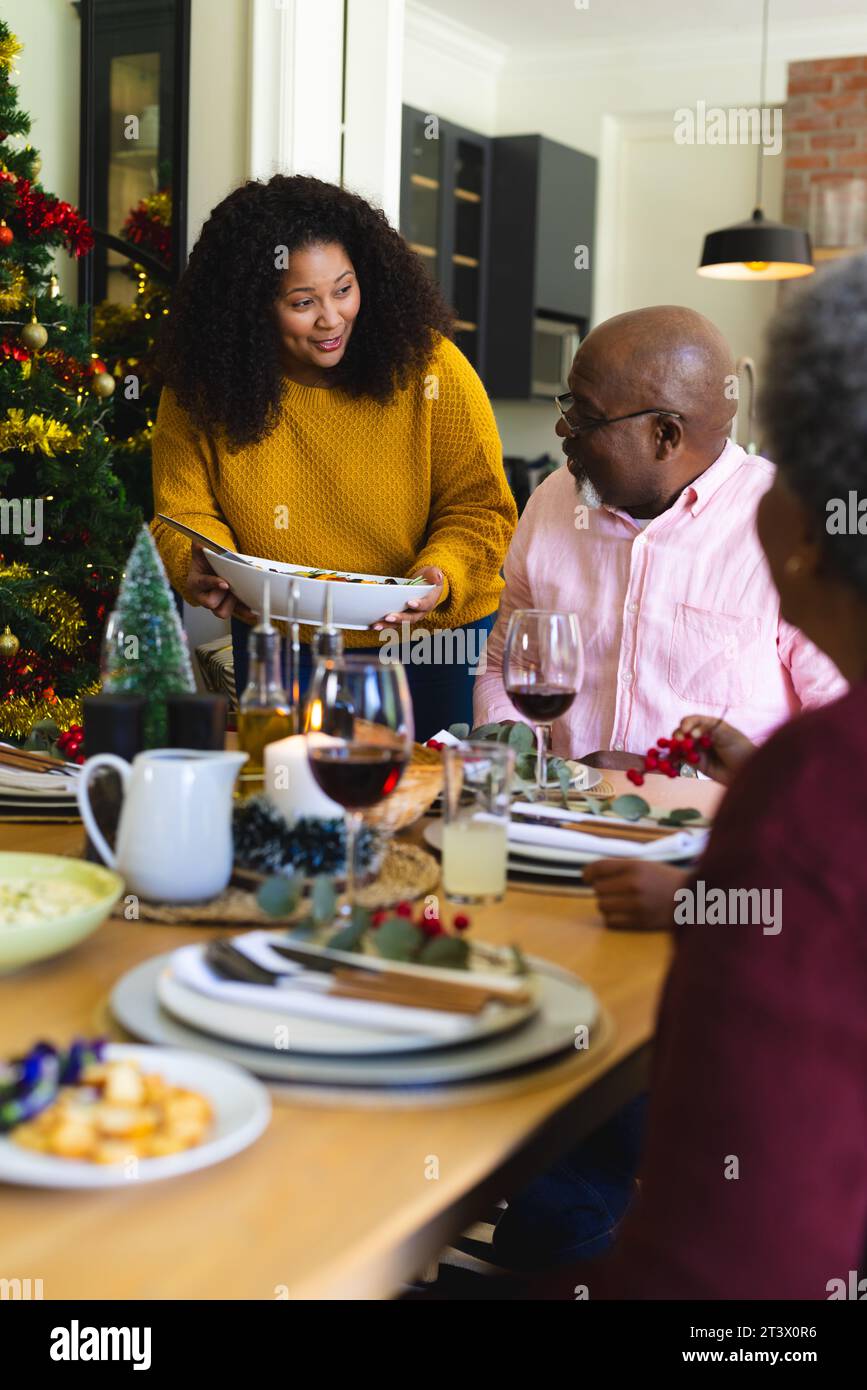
77, 748, 247, 903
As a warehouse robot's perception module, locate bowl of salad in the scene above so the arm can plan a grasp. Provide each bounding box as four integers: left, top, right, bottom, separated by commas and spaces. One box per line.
204, 551, 436, 630
0, 853, 123, 972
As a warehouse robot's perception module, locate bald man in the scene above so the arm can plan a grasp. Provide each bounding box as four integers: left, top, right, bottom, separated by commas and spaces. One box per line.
474, 306, 844, 761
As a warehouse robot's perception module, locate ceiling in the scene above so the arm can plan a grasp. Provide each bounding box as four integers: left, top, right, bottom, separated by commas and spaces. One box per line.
418, 0, 867, 51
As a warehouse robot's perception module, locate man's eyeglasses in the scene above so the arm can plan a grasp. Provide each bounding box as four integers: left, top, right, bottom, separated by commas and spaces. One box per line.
555, 393, 685, 437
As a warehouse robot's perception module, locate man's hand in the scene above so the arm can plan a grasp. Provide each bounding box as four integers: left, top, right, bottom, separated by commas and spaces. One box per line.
371, 565, 445, 631
672, 716, 755, 786
185, 542, 253, 622
582, 860, 688, 932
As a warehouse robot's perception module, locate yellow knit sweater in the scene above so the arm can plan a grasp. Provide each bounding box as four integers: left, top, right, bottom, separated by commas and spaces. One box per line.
150, 335, 516, 645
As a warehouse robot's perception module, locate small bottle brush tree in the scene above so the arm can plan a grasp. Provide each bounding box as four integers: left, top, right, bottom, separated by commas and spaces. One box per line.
101, 526, 194, 746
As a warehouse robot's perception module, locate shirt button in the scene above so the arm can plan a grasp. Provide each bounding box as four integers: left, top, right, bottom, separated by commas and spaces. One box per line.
627, 603, 639, 615
613, 743, 623, 751
621, 672, 634, 686
634, 534, 646, 546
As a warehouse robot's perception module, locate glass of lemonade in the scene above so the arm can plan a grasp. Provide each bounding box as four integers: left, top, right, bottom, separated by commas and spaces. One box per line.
441, 742, 515, 904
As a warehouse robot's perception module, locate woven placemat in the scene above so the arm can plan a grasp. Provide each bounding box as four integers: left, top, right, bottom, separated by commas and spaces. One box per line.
110, 840, 440, 926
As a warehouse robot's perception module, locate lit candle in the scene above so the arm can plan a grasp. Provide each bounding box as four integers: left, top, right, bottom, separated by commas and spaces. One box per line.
264, 732, 343, 826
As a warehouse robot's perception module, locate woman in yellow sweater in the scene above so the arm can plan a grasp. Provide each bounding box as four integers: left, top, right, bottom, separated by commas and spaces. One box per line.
151, 174, 516, 737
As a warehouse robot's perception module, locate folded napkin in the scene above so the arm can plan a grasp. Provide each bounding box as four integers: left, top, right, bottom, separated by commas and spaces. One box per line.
169, 932, 487, 1041
509, 802, 707, 861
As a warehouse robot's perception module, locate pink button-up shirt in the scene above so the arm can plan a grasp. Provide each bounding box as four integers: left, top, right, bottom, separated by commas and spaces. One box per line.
474, 442, 845, 757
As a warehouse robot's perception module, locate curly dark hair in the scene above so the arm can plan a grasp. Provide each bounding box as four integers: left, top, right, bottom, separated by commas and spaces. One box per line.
760, 252, 867, 598
157, 175, 454, 448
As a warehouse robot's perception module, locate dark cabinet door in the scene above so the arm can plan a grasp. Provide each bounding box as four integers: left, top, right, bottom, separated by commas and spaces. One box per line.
535, 139, 597, 321
400, 107, 491, 378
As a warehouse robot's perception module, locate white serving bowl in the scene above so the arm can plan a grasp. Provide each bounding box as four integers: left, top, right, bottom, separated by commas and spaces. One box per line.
205, 551, 436, 631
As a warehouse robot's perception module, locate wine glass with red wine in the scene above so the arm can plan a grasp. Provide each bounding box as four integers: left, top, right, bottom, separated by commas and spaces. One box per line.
305, 654, 413, 913
502, 609, 583, 799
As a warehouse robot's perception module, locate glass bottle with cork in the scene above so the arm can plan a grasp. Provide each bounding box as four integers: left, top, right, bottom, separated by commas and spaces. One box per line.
237, 579, 294, 796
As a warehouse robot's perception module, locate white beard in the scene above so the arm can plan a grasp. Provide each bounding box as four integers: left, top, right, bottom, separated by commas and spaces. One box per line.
576, 475, 603, 510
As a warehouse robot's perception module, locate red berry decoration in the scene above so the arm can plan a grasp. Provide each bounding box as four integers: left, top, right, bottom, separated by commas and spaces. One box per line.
453, 914, 471, 932
0, 222, 13, 246
394, 901, 413, 918
421, 917, 443, 937
370, 910, 386, 929
637, 726, 716, 779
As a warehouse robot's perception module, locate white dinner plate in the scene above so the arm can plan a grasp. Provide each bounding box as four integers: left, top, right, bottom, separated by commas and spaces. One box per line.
112, 954, 600, 1088
424, 820, 702, 868
205, 550, 436, 630
0, 1044, 270, 1188
157, 939, 539, 1056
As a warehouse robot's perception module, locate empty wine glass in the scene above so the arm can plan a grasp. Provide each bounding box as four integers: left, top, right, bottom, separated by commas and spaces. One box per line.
305, 655, 413, 912
502, 609, 583, 799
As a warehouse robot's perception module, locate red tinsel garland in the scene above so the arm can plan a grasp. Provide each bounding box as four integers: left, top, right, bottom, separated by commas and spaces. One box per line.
11, 178, 94, 258
1, 647, 54, 701
122, 206, 171, 267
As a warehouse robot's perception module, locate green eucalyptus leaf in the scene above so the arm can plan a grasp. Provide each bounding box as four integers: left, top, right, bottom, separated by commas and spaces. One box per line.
328, 909, 369, 952
580, 797, 603, 815
257, 875, 300, 918
610, 794, 651, 822
507, 721, 535, 753
515, 752, 538, 781
469, 722, 500, 741
556, 762, 572, 808
510, 944, 530, 976
419, 934, 470, 969
448, 722, 470, 740
288, 916, 316, 939
667, 806, 702, 823
310, 874, 337, 924
375, 916, 425, 961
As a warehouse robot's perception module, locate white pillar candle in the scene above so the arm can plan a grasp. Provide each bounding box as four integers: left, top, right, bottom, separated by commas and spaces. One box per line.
264, 733, 344, 826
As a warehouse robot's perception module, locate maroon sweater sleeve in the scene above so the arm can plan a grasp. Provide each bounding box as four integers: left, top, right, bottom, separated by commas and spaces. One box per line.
593, 688, 867, 1300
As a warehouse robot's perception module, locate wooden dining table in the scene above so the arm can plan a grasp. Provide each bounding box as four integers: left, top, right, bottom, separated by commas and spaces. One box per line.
0, 772, 722, 1300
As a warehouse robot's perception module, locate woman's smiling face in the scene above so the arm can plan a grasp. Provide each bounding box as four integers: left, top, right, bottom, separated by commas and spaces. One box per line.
275, 242, 361, 383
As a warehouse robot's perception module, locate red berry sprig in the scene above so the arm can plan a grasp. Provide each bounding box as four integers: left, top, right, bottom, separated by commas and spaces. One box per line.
626, 732, 713, 787
425, 738, 446, 751
56, 723, 85, 765
370, 900, 471, 937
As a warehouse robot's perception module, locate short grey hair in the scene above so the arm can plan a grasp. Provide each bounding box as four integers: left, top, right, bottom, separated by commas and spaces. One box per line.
760, 253, 867, 596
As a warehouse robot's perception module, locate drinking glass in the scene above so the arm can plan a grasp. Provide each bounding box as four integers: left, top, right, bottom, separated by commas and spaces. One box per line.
502, 609, 583, 799
305, 655, 413, 912
442, 742, 515, 904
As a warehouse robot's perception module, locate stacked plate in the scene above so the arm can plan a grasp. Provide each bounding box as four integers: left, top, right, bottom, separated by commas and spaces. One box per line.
0, 752, 80, 822
425, 801, 708, 887
111, 930, 601, 1090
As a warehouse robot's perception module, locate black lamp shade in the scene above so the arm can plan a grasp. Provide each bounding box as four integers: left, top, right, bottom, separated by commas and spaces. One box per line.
698, 209, 814, 281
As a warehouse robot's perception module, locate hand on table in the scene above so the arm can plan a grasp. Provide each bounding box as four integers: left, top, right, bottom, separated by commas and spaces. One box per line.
672, 715, 755, 787
582, 860, 688, 932
370, 565, 445, 631
186, 543, 254, 622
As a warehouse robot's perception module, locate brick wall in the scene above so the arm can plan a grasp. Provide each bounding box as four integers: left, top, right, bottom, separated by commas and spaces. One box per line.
784, 57, 867, 240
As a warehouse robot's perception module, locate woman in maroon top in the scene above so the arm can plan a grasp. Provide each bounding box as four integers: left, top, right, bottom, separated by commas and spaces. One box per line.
562, 255, 867, 1299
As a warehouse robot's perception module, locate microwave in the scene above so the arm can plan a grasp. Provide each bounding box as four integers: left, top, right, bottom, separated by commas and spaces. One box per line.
531, 316, 582, 398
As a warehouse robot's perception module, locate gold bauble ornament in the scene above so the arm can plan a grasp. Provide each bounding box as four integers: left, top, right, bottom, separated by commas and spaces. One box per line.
91, 370, 116, 398
20, 319, 48, 351
0, 624, 20, 659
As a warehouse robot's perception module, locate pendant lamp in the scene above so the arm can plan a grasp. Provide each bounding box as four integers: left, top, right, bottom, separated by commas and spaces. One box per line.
697, 0, 814, 281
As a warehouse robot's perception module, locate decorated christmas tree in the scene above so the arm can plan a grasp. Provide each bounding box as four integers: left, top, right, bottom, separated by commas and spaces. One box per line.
91, 188, 172, 518
0, 20, 140, 742
101, 526, 195, 747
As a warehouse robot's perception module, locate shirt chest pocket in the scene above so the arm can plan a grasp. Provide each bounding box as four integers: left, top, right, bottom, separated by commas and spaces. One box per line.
668, 603, 761, 706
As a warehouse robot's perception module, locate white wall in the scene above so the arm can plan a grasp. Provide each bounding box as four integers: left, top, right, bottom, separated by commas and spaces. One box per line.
3, 0, 80, 302
187, 0, 249, 251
